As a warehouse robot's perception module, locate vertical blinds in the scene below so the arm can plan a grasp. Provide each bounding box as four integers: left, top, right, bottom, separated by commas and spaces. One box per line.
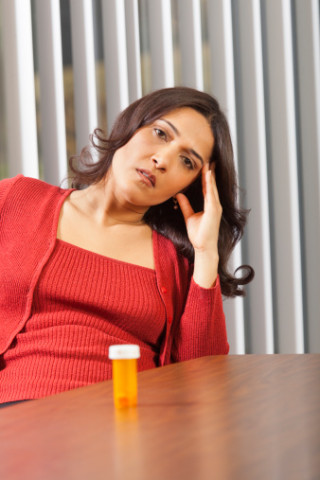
0, 0, 319, 354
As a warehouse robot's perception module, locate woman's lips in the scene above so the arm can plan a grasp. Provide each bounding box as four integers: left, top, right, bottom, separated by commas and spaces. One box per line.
136, 169, 156, 187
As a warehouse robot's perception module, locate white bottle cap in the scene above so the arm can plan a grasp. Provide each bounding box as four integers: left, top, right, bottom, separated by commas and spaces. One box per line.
109, 344, 141, 360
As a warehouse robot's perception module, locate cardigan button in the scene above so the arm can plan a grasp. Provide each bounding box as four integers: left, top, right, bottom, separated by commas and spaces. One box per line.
160, 286, 167, 293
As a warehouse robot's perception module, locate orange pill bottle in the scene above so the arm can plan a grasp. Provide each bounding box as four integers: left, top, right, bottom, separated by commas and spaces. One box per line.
108, 345, 141, 409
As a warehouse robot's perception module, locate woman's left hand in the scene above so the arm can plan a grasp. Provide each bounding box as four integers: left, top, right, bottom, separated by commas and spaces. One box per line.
176, 164, 222, 254
176, 164, 222, 288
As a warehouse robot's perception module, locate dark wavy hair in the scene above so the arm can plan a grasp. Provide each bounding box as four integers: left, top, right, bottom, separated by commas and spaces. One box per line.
69, 87, 254, 297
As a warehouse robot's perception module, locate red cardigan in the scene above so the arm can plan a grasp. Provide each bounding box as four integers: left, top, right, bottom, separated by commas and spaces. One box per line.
0, 175, 229, 368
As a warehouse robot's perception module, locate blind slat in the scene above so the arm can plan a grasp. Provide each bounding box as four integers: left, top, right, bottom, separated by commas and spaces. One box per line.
148, 0, 174, 89
102, 0, 129, 132
2, 0, 38, 178
124, 0, 142, 102
261, 0, 304, 353
294, 0, 320, 353
177, 0, 203, 90
35, 0, 67, 185
232, 0, 274, 353
70, 0, 98, 154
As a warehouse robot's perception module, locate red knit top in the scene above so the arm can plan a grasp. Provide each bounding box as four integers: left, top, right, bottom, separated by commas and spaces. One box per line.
1, 239, 166, 401
0, 175, 229, 402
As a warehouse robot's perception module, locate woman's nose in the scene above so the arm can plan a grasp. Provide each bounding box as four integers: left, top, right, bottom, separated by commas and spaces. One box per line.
152, 146, 174, 171
152, 156, 167, 171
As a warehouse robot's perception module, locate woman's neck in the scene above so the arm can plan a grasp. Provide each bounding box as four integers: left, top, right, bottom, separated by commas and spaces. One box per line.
71, 180, 147, 227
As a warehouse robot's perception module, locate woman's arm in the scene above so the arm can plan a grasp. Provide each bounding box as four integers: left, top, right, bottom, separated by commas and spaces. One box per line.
170, 165, 228, 362
170, 275, 229, 363
176, 164, 222, 289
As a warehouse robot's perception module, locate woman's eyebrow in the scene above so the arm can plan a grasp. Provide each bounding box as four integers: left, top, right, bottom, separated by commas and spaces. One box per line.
160, 118, 204, 165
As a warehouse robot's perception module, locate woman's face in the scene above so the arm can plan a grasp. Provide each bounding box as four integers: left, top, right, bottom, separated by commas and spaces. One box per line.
108, 107, 214, 210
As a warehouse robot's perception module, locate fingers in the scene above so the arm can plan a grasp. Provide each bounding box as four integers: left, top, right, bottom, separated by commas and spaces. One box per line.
176, 163, 222, 223
176, 193, 194, 220
201, 163, 209, 198
204, 165, 222, 215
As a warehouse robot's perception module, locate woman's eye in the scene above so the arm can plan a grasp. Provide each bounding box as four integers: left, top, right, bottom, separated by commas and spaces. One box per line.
182, 157, 195, 170
154, 128, 167, 140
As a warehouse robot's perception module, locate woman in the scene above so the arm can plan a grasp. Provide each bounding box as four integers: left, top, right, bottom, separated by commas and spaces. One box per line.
0, 87, 253, 405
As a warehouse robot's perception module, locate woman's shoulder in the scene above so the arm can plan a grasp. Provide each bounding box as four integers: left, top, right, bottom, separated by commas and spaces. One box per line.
1, 175, 68, 200
0, 174, 56, 193
0, 174, 23, 202
0, 175, 71, 214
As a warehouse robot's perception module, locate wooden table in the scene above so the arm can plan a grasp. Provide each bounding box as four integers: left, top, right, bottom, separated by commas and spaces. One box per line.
0, 355, 319, 480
